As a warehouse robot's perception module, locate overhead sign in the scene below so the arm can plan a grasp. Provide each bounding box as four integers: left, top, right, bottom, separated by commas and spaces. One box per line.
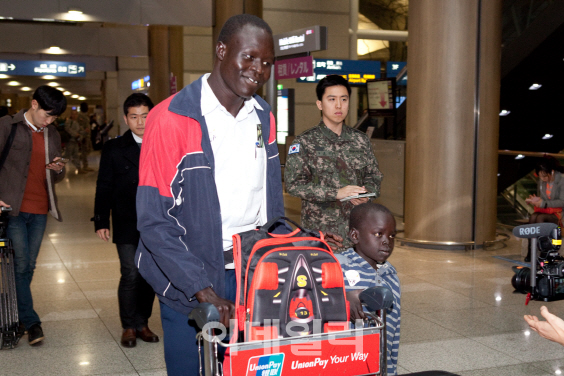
274, 26, 327, 57
132, 76, 150, 91
367, 78, 396, 117
296, 59, 380, 86
386, 61, 407, 86
0, 59, 86, 77
275, 56, 313, 80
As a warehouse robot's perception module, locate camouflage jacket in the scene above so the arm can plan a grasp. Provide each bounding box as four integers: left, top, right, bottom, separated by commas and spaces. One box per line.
284, 121, 383, 252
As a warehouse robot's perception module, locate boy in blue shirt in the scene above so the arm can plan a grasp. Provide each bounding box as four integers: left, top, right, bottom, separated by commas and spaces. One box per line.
336, 203, 401, 375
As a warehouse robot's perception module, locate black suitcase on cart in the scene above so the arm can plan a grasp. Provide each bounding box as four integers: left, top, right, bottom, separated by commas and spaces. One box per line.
0, 207, 21, 349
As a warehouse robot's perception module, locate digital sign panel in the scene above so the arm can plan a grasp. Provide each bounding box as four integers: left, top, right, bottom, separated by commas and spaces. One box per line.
296, 59, 380, 86
132, 76, 150, 91
274, 26, 327, 57
367, 78, 396, 117
386, 61, 407, 86
0, 59, 86, 77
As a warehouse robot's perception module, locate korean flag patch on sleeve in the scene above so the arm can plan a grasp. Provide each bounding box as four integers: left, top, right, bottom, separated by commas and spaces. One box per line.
288, 143, 300, 154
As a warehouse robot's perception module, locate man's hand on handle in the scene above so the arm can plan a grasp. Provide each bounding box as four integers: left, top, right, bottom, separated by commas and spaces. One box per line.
196, 287, 235, 328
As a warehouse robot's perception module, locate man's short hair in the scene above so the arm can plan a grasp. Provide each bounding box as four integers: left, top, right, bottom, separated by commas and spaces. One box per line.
217, 14, 272, 45
33, 85, 67, 116
123, 93, 154, 115
316, 75, 351, 101
349, 202, 393, 230
80, 102, 88, 113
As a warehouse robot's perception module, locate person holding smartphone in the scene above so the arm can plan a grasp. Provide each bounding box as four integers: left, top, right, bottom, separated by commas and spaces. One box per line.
0, 85, 67, 346
285, 75, 383, 252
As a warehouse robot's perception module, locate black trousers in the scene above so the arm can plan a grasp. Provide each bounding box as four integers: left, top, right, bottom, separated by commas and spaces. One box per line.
116, 243, 156, 329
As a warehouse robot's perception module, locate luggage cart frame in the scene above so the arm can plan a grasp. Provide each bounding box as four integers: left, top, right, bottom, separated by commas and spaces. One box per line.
0, 207, 21, 349
191, 287, 392, 376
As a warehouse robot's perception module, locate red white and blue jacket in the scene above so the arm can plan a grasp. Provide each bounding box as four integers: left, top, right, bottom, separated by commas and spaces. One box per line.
135, 76, 285, 315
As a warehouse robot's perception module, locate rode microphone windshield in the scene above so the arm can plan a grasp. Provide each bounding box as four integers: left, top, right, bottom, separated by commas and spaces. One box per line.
513, 222, 558, 238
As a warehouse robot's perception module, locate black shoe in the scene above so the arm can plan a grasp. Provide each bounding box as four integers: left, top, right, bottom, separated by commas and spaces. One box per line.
28, 324, 44, 346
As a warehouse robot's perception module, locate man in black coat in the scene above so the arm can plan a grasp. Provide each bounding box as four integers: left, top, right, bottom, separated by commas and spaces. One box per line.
93, 93, 159, 347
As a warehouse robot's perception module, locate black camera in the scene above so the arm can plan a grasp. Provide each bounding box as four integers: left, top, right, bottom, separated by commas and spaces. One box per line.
512, 225, 564, 301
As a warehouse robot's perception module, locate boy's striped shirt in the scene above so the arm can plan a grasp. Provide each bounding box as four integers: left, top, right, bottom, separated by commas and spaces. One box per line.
336, 248, 401, 376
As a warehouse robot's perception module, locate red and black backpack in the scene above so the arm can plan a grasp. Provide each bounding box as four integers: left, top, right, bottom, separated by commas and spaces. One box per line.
231, 217, 350, 342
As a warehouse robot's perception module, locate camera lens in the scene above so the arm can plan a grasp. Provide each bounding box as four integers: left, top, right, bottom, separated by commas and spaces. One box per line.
511, 266, 531, 293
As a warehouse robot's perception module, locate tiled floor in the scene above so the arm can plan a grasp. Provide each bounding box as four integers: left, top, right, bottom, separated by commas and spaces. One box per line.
2, 152, 564, 375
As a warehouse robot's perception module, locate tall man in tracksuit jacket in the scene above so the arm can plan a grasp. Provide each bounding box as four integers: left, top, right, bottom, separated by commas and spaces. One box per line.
135, 15, 284, 375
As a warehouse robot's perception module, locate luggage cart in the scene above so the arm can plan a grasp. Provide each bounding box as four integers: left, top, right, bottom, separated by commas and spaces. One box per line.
0, 207, 21, 349
190, 286, 393, 376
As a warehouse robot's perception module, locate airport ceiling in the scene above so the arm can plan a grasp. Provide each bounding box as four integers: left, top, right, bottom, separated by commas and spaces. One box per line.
0, 0, 213, 104
0, 73, 104, 104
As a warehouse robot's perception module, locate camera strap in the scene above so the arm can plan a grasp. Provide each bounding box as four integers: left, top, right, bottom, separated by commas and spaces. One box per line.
0, 123, 18, 172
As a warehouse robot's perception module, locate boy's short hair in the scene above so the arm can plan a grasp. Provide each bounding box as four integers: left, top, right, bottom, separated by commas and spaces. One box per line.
33, 85, 67, 116
316, 75, 351, 101
123, 93, 154, 116
80, 102, 89, 113
349, 202, 393, 230
217, 14, 272, 45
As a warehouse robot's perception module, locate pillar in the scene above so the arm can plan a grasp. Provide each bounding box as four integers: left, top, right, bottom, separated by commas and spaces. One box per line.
104, 71, 119, 138
148, 25, 184, 105
404, 0, 502, 246
349, 0, 359, 127
213, 0, 262, 45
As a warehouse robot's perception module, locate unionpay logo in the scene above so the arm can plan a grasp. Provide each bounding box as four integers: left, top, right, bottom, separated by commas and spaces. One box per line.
246, 353, 284, 376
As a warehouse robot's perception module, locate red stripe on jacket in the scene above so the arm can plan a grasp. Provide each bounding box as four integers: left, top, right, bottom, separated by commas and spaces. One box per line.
139, 95, 204, 198
269, 112, 276, 144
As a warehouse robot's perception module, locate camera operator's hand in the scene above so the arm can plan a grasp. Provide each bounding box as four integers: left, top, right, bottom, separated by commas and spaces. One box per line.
0, 200, 10, 208
346, 290, 366, 321
195, 287, 235, 329
524, 306, 564, 346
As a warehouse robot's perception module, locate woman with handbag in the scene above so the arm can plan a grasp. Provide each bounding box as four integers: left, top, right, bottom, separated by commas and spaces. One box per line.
524, 156, 564, 262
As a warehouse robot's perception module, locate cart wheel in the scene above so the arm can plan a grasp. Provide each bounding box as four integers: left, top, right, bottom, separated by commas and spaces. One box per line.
254, 262, 279, 290
321, 262, 344, 288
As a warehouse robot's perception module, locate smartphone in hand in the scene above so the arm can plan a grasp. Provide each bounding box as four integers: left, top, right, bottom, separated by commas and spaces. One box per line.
46, 157, 69, 166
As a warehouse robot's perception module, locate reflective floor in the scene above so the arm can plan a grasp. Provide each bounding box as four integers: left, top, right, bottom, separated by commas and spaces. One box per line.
1, 151, 563, 375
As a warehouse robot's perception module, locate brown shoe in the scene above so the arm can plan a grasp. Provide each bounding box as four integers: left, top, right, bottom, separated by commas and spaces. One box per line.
121, 328, 137, 347
136, 326, 159, 343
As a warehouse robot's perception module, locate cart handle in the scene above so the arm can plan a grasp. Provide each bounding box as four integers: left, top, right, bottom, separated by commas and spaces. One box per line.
189, 303, 220, 330
360, 286, 394, 312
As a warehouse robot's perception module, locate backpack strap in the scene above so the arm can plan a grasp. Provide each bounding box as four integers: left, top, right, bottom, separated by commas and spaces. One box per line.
260, 216, 319, 238
0, 123, 18, 172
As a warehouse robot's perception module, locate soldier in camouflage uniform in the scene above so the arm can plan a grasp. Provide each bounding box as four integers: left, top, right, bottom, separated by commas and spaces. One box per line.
285, 75, 383, 252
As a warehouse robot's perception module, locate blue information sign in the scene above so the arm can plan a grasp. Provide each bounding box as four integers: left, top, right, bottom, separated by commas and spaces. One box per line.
296, 59, 380, 85
386, 61, 407, 86
0, 59, 86, 77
